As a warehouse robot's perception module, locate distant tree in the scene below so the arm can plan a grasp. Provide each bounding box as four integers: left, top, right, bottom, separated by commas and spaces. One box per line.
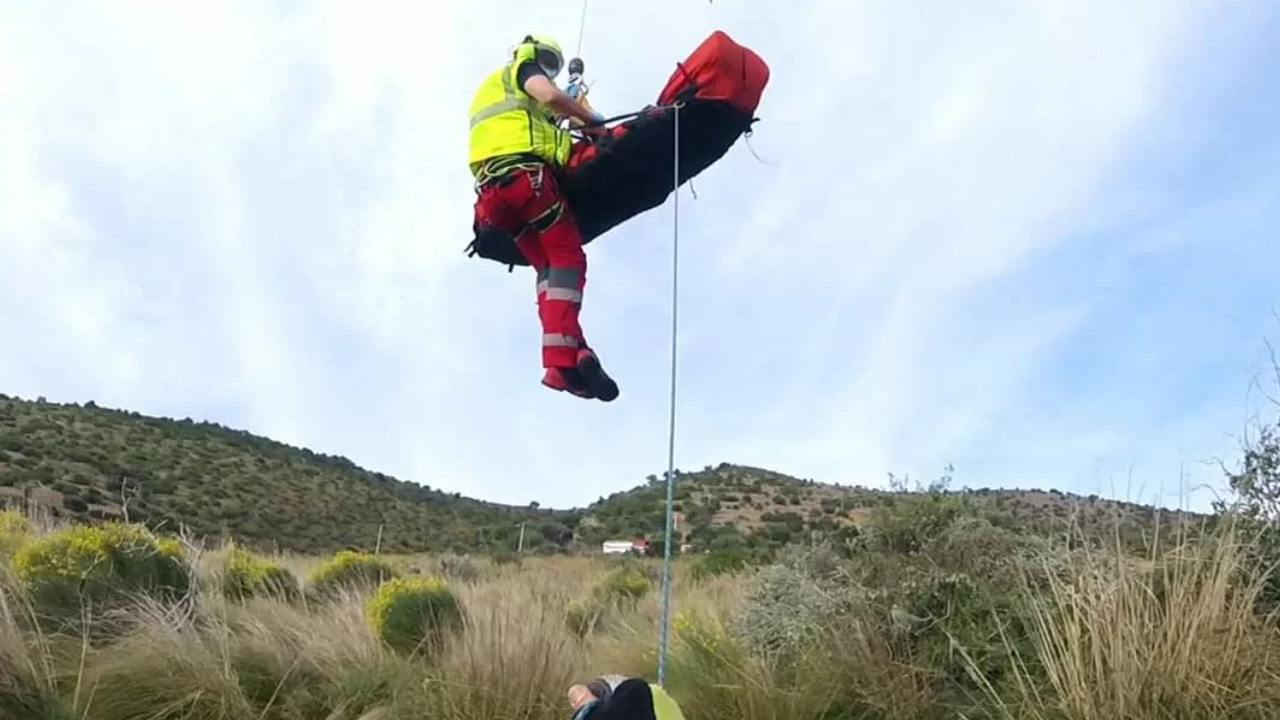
1218, 337, 1280, 523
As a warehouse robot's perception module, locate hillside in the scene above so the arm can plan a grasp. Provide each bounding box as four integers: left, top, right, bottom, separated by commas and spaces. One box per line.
0, 394, 1189, 555
0, 394, 574, 554
576, 463, 1196, 555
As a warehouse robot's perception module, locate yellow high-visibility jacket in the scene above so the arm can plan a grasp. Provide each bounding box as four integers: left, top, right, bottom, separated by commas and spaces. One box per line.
468, 43, 571, 174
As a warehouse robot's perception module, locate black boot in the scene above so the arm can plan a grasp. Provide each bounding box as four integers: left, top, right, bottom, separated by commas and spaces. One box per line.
576, 349, 619, 402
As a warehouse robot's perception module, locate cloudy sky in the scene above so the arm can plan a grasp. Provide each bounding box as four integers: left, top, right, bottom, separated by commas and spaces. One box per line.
2, 1, 1278, 511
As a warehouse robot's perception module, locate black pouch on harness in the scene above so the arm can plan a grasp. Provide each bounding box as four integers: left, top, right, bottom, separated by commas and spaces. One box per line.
465, 222, 529, 271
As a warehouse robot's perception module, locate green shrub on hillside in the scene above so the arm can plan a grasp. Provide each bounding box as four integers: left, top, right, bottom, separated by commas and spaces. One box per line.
691, 549, 750, 581
364, 576, 463, 654
931, 515, 1053, 584
866, 492, 963, 555
308, 551, 396, 597
899, 570, 1021, 685
11, 522, 189, 616
219, 546, 299, 601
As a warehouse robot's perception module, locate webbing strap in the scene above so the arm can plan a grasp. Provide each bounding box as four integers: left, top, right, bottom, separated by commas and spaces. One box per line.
528, 202, 564, 233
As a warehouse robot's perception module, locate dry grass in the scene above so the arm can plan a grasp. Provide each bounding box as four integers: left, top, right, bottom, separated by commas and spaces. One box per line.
968, 521, 1280, 720
2, 514, 1280, 720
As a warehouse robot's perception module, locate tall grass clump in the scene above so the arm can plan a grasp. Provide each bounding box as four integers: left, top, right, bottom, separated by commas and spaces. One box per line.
438, 553, 482, 584
666, 606, 930, 720
419, 576, 587, 720
0, 509, 31, 558
11, 521, 189, 620
974, 521, 1280, 719
365, 576, 463, 655
0, 567, 75, 720
307, 550, 396, 598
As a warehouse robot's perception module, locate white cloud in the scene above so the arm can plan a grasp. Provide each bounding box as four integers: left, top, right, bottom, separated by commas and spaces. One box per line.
1, 1, 1274, 509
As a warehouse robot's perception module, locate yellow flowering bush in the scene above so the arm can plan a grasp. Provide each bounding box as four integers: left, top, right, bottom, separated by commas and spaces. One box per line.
364, 576, 463, 655
308, 550, 396, 598
220, 545, 299, 601
12, 522, 189, 615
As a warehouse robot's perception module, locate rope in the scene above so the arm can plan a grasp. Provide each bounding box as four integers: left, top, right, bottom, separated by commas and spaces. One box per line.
570, 0, 682, 683
657, 102, 680, 688
576, 0, 589, 59
744, 132, 780, 167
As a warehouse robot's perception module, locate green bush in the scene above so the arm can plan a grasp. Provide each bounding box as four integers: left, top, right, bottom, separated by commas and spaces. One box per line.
691, 549, 750, 581
899, 570, 1022, 689
866, 492, 963, 555
732, 552, 868, 665
925, 515, 1049, 590
308, 551, 396, 597
220, 546, 299, 601
364, 576, 463, 654
594, 565, 651, 608
11, 522, 189, 616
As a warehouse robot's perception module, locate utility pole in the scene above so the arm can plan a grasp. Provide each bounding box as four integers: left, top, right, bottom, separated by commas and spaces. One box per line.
517, 522, 526, 554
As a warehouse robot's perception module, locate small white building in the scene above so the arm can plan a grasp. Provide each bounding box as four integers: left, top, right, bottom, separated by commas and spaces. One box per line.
602, 540, 636, 555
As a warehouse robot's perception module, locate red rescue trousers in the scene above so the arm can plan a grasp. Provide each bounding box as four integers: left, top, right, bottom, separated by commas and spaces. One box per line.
473, 163, 587, 369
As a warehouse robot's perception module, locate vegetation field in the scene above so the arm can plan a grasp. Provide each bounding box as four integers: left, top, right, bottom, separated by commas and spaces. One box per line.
4, 491, 1280, 720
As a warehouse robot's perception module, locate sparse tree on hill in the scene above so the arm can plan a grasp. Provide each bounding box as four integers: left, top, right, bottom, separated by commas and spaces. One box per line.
1219, 336, 1280, 523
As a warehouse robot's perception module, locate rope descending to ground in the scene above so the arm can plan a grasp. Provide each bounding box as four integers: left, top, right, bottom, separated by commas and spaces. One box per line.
573, 0, 681, 685
657, 103, 680, 688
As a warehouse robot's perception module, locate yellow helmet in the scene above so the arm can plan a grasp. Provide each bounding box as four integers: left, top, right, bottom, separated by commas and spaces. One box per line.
517, 34, 565, 79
